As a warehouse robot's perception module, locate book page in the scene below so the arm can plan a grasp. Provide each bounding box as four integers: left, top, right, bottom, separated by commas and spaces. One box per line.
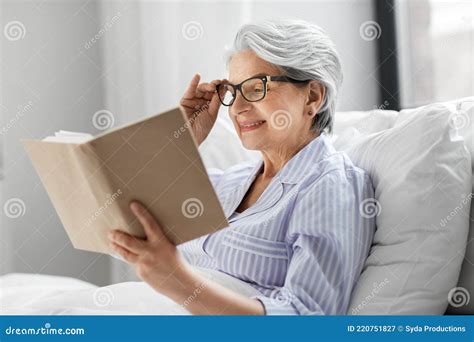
42, 130, 93, 143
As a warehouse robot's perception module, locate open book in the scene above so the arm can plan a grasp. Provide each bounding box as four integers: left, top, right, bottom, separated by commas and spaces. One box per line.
22, 107, 228, 257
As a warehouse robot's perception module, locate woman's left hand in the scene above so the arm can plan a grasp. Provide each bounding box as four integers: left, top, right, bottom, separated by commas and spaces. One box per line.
108, 201, 265, 315
107, 201, 188, 293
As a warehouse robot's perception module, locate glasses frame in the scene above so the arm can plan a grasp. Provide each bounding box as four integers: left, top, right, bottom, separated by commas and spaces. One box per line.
216, 75, 309, 106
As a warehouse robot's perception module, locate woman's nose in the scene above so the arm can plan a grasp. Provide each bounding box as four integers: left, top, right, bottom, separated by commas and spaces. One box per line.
230, 93, 252, 116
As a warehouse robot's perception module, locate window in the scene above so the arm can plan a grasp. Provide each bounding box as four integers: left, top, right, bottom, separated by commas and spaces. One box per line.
395, 0, 474, 108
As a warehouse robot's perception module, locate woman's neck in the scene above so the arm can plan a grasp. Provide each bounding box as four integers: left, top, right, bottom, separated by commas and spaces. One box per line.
259, 133, 318, 180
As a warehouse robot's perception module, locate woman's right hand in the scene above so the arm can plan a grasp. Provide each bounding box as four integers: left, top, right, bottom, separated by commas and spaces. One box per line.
180, 74, 225, 146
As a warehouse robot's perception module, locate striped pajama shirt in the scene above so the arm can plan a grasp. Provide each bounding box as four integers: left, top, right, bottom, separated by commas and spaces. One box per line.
178, 132, 376, 315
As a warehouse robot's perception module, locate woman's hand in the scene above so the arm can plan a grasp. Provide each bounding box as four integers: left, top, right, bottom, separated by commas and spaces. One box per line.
108, 201, 189, 294
108, 200, 265, 315
180, 74, 225, 146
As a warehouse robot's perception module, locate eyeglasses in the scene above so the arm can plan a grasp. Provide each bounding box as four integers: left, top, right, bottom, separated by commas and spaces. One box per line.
216, 75, 309, 106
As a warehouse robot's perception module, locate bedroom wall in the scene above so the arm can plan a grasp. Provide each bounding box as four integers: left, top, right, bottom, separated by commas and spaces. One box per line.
0, 0, 111, 285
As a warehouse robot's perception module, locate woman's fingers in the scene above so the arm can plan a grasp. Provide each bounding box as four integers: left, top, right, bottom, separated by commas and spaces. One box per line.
180, 98, 209, 111
182, 73, 201, 100
202, 92, 214, 101
197, 82, 217, 93
183, 74, 223, 101
110, 242, 139, 263
196, 81, 221, 101
108, 230, 146, 254
202, 79, 226, 101
130, 201, 166, 242
180, 76, 224, 121
207, 92, 221, 118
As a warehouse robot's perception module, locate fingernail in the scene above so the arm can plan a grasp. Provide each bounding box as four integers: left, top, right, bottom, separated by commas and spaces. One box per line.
130, 202, 140, 213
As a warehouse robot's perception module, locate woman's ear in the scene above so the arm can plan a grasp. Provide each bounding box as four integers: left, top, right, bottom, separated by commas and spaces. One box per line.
305, 80, 325, 117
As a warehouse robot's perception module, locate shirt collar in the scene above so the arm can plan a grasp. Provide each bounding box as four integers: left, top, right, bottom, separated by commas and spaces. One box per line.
247, 132, 336, 185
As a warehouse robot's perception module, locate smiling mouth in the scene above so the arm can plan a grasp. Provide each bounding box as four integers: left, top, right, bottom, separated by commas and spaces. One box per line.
239, 120, 266, 130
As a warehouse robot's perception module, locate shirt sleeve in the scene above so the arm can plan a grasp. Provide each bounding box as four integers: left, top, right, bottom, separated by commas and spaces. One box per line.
251, 170, 375, 315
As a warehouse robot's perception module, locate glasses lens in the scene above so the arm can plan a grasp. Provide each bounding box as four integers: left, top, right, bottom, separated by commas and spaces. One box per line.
242, 78, 265, 102
218, 84, 235, 106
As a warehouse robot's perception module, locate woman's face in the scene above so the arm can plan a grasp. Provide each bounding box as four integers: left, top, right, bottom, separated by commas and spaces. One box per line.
227, 50, 317, 152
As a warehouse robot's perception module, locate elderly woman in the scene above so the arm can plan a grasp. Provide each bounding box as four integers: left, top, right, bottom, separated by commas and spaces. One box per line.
108, 19, 376, 315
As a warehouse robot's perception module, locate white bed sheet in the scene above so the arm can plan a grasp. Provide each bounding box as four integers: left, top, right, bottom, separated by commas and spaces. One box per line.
0, 267, 262, 315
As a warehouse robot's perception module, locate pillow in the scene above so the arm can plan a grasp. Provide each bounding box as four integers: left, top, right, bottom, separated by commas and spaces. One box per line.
333, 108, 399, 137
448, 194, 474, 314
337, 102, 472, 315
443, 97, 474, 314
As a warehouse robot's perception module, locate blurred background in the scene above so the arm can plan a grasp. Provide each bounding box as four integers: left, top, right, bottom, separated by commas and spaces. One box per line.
1, 0, 473, 286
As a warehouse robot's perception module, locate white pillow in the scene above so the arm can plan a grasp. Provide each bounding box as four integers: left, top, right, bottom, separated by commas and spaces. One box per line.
443, 97, 474, 314
338, 102, 472, 315
333, 109, 399, 137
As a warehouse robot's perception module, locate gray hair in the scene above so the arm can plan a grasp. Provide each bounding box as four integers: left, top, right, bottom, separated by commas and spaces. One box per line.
226, 19, 343, 134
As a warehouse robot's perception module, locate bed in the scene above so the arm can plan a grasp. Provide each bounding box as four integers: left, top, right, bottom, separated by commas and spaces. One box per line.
1, 97, 472, 315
